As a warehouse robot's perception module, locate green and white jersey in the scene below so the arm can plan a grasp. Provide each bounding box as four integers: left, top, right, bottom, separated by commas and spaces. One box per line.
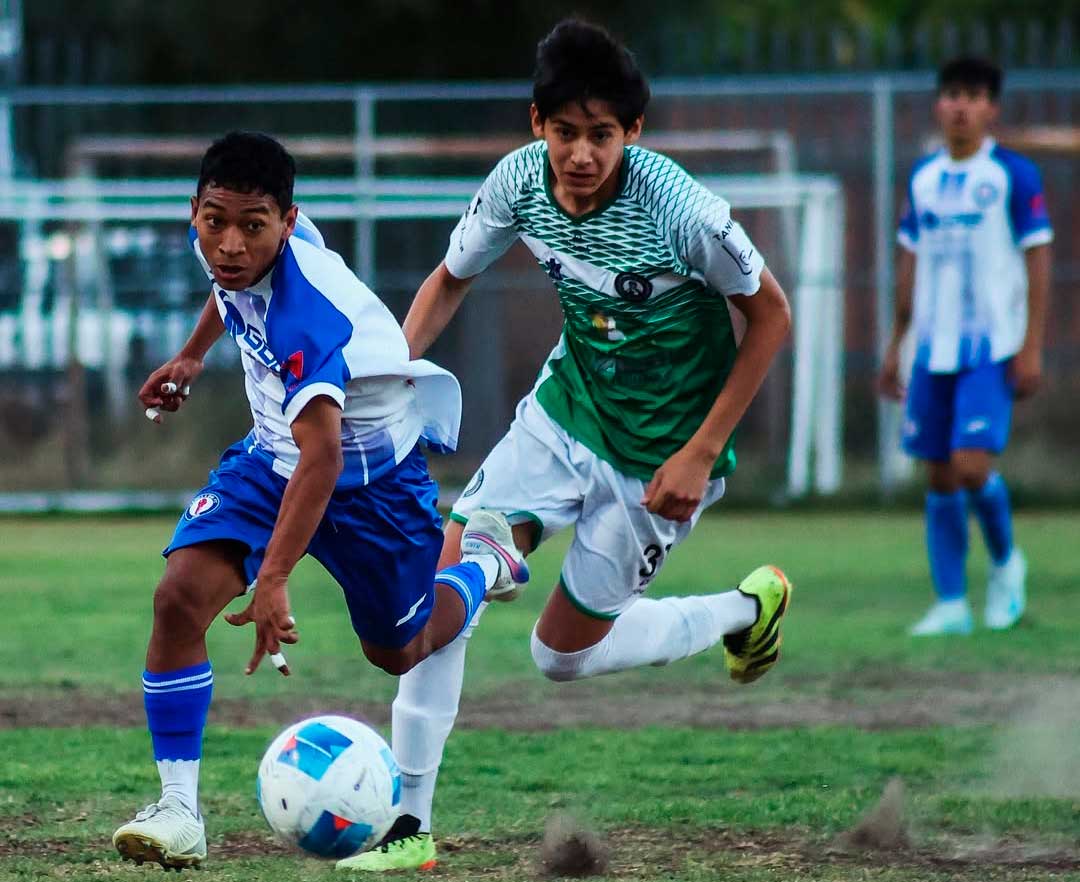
444, 142, 765, 481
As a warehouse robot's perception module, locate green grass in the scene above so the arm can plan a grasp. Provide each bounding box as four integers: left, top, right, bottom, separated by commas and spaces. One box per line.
2, 512, 1080, 881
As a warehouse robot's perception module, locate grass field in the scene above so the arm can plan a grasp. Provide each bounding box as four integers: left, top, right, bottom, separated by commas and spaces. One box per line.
2, 511, 1080, 881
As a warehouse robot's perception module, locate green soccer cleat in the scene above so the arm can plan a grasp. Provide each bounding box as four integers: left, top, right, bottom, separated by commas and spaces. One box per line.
335, 815, 436, 873
723, 565, 792, 684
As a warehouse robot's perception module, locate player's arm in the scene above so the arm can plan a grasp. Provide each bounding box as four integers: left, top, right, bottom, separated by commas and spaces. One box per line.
225, 396, 343, 675
139, 292, 225, 419
878, 248, 916, 401
1011, 243, 1052, 399
642, 269, 791, 523
403, 262, 477, 359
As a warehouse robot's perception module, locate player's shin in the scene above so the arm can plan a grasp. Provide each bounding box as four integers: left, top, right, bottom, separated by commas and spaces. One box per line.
970, 471, 1014, 565
530, 593, 757, 681
392, 605, 483, 833
142, 662, 214, 816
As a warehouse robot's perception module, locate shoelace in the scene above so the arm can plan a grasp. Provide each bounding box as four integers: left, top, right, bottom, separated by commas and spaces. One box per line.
379, 833, 425, 853
133, 803, 162, 822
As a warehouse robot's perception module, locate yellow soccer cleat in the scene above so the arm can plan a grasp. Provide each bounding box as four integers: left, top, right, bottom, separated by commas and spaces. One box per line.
723, 565, 792, 684
336, 815, 436, 873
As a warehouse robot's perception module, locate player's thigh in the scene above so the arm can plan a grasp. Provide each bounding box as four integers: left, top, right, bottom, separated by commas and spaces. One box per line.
902, 365, 955, 463
159, 444, 286, 616
543, 458, 726, 646
311, 447, 444, 651
950, 361, 1013, 458
449, 396, 583, 550
156, 540, 250, 627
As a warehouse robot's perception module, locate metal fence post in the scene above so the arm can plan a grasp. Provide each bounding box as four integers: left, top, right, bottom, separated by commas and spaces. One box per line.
353, 88, 376, 285
873, 76, 905, 496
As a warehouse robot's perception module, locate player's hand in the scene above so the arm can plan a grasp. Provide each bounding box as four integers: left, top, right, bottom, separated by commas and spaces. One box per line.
1009, 346, 1042, 400
641, 444, 713, 524
224, 575, 299, 676
138, 357, 203, 422
877, 342, 905, 401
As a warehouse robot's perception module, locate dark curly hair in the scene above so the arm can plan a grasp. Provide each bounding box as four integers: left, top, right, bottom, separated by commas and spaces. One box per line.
533, 19, 650, 130
197, 131, 295, 215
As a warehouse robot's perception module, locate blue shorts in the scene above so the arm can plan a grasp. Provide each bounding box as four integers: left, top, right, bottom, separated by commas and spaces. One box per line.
902, 360, 1014, 462
165, 441, 443, 649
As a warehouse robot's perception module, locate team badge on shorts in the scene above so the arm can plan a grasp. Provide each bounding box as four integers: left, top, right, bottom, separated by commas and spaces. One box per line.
186, 492, 221, 520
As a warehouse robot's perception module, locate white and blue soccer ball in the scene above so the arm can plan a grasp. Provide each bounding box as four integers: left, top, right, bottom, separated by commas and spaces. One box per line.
256, 714, 401, 859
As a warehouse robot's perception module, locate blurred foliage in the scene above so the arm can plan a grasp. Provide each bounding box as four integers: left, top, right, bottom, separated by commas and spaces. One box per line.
19, 0, 1080, 84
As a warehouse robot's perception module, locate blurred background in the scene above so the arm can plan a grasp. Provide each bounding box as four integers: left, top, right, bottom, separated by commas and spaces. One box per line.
0, 0, 1076, 509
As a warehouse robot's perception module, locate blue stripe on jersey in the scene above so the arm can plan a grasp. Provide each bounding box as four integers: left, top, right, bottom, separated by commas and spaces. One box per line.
990, 144, 1052, 244
266, 244, 353, 417
898, 152, 939, 244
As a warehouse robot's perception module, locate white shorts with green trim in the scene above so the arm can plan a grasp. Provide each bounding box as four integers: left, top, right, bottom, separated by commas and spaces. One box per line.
450, 393, 725, 619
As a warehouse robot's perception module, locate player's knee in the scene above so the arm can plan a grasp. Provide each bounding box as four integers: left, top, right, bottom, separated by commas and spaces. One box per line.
952, 458, 991, 490
362, 644, 420, 677
152, 577, 209, 641
530, 627, 588, 682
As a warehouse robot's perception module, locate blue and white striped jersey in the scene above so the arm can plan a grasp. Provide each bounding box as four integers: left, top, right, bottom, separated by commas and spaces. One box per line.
190, 213, 461, 488
898, 137, 1053, 374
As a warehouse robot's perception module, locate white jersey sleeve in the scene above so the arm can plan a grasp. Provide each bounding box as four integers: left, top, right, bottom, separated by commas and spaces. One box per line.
443, 154, 520, 279
638, 155, 764, 296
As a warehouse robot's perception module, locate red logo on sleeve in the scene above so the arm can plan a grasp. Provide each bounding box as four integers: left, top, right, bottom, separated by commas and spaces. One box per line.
280, 350, 304, 388
1030, 193, 1048, 220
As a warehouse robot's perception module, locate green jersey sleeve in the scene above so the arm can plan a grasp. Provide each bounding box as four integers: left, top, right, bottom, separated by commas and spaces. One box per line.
634, 153, 765, 296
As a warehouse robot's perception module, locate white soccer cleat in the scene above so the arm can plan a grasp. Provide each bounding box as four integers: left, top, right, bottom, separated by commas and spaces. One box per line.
460, 509, 530, 601
909, 598, 973, 637
985, 548, 1027, 630
112, 795, 207, 870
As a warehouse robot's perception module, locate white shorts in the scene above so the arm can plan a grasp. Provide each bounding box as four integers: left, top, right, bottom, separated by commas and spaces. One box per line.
450, 394, 725, 618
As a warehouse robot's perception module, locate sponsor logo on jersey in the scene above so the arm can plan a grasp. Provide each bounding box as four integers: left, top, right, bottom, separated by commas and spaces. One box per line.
461, 468, 484, 498
220, 295, 282, 373
920, 210, 983, 231
186, 492, 221, 520
973, 181, 999, 208
614, 272, 653, 302
963, 417, 990, 435
721, 240, 755, 276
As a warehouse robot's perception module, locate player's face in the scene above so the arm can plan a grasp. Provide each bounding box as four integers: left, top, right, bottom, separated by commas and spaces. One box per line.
935, 84, 998, 148
532, 99, 642, 214
190, 186, 298, 290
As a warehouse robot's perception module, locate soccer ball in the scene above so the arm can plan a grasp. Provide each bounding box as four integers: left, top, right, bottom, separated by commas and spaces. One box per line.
256, 715, 401, 859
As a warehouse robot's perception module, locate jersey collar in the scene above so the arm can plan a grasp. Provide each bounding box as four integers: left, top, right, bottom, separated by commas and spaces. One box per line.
942, 136, 995, 170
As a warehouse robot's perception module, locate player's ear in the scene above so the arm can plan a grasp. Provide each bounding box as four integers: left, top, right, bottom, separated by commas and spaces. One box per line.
624, 116, 644, 145
282, 204, 299, 239
190, 195, 199, 225
530, 103, 545, 139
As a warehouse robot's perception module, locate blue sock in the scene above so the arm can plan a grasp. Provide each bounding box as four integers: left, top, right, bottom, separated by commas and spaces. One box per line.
434, 562, 487, 640
143, 661, 213, 762
926, 490, 968, 601
970, 472, 1013, 566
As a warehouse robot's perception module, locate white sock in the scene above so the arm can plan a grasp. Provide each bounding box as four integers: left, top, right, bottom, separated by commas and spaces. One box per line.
392, 602, 485, 833
530, 591, 757, 681
462, 554, 500, 590
157, 759, 200, 817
